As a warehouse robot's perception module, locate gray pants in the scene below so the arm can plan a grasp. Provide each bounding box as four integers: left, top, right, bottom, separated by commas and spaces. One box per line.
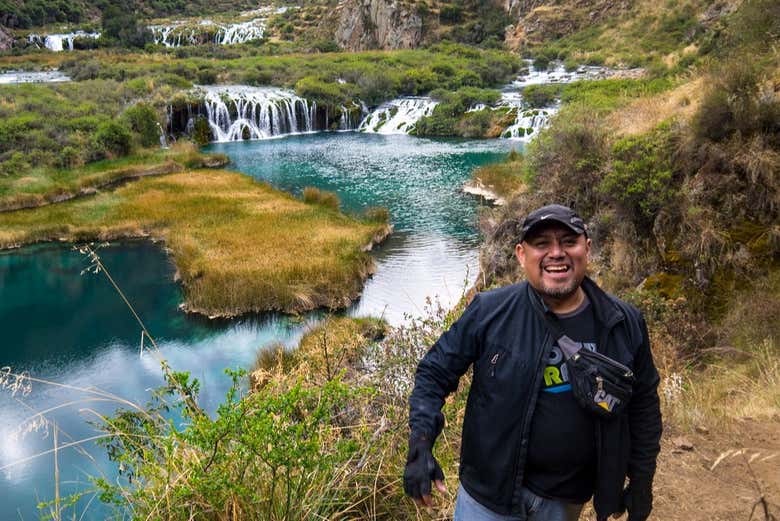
453, 484, 583, 521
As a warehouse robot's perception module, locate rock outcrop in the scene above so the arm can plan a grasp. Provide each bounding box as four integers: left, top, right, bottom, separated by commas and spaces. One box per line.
504, 0, 630, 49
0, 26, 13, 51
335, 0, 422, 51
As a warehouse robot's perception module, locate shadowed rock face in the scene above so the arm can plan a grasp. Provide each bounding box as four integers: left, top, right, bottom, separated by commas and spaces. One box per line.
0, 26, 12, 51
336, 0, 422, 51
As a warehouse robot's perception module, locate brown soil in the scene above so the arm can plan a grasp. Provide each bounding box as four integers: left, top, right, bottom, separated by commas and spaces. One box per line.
582, 416, 780, 520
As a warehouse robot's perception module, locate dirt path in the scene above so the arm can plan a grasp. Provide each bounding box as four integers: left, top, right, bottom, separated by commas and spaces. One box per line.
582, 415, 780, 520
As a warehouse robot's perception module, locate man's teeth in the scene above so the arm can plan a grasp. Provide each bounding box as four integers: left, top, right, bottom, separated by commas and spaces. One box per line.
544, 266, 569, 272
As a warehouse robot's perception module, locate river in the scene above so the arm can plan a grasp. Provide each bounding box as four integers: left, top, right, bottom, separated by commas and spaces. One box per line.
0, 132, 514, 519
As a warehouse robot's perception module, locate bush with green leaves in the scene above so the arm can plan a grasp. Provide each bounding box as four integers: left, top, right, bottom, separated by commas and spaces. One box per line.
599, 125, 678, 233
522, 84, 562, 108
94, 120, 133, 159
122, 103, 161, 149
416, 87, 501, 137
92, 368, 368, 520
693, 59, 780, 143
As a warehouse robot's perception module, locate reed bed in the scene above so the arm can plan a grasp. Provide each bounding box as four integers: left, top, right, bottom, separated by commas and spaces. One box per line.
0, 168, 390, 315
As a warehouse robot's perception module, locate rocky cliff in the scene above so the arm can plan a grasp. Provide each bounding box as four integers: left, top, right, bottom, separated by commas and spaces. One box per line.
335, 0, 422, 51
504, 0, 630, 49
0, 26, 13, 51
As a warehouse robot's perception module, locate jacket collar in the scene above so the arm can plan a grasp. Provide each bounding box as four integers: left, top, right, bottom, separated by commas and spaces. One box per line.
525, 276, 624, 328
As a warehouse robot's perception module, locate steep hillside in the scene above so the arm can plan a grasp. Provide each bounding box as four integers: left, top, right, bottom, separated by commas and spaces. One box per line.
0, 0, 258, 29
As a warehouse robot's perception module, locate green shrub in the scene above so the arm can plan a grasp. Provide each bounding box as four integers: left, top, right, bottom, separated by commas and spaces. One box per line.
295, 76, 353, 107
523, 104, 609, 215
94, 120, 133, 158
191, 116, 213, 146
0, 151, 30, 177
693, 59, 780, 142
455, 109, 494, 138
122, 103, 160, 148
599, 126, 678, 232
522, 85, 562, 108
440, 5, 463, 24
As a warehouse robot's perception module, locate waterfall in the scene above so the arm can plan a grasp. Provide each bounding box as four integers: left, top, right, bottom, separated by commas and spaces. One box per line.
198, 86, 317, 142
496, 60, 639, 140
0, 70, 71, 84
149, 18, 265, 47
338, 102, 364, 131
156, 122, 169, 149
358, 97, 438, 135
498, 92, 556, 141
215, 19, 265, 45
28, 31, 100, 51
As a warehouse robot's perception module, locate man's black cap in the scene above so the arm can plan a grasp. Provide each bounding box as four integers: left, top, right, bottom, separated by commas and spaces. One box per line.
518, 204, 587, 242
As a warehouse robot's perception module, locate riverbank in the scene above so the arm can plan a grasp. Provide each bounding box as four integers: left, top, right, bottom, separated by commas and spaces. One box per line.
0, 168, 391, 316
0, 143, 229, 212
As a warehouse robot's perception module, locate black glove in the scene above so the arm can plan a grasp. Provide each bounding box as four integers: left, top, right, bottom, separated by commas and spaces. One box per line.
623, 478, 653, 521
403, 435, 445, 500
403, 412, 445, 500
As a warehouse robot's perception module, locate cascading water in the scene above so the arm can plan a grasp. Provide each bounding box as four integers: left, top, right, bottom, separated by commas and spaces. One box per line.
0, 70, 71, 84
215, 19, 265, 45
358, 98, 438, 135
28, 31, 100, 51
149, 18, 265, 47
497, 61, 638, 140
498, 92, 556, 141
199, 86, 317, 142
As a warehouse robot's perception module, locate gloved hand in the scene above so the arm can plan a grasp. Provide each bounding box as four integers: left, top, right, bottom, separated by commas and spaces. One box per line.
623, 478, 653, 521
403, 434, 445, 505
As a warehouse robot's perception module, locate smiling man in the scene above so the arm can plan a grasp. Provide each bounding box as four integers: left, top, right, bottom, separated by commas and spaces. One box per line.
404, 204, 662, 521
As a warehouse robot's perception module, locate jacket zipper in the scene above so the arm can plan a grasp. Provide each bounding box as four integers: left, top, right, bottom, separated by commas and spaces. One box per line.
489, 351, 502, 377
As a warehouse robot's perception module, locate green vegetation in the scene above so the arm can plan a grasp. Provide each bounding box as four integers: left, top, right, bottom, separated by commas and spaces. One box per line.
0, 142, 227, 211
599, 124, 677, 233
0, 0, 259, 29
72, 297, 466, 520
0, 168, 391, 315
51, 43, 519, 107
0, 45, 520, 207
469, 148, 526, 199
0, 79, 173, 179
415, 86, 505, 137
480, 2, 780, 442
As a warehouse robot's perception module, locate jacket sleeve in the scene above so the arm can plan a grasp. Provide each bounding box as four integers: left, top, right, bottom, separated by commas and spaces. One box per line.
627, 313, 662, 483
408, 293, 484, 440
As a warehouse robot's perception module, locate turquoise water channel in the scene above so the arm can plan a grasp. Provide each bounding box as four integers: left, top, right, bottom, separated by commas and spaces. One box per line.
0, 133, 513, 519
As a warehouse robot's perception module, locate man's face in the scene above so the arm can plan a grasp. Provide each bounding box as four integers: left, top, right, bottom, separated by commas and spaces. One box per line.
515, 222, 591, 301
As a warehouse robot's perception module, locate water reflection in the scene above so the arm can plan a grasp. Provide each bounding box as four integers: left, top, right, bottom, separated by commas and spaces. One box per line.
1, 133, 511, 519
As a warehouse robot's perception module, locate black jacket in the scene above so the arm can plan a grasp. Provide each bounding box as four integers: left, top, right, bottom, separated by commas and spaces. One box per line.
408, 278, 662, 519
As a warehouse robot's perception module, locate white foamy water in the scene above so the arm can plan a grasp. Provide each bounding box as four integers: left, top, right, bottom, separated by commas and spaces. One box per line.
27, 31, 100, 51
199, 85, 316, 142
0, 70, 71, 84
149, 17, 266, 47
358, 97, 438, 134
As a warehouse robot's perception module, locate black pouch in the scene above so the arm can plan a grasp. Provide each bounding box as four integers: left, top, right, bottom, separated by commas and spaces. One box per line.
558, 336, 635, 418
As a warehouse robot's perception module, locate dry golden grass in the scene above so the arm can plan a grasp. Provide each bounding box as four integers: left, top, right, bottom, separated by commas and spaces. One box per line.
606, 77, 704, 136
250, 316, 388, 390
0, 169, 390, 316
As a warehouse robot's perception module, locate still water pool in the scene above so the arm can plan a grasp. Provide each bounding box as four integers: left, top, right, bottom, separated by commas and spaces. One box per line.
0, 133, 514, 519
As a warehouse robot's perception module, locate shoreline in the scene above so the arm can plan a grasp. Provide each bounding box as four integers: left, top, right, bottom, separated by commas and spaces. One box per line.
461, 179, 506, 206
0, 169, 393, 318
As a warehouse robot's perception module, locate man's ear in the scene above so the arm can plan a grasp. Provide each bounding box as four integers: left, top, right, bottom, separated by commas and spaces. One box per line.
585, 237, 592, 260
515, 242, 526, 269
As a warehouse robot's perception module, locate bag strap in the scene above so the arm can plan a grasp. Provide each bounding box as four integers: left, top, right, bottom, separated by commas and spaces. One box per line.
530, 292, 583, 361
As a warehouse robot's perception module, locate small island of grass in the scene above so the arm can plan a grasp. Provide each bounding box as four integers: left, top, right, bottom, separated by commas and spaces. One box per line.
0, 169, 391, 316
